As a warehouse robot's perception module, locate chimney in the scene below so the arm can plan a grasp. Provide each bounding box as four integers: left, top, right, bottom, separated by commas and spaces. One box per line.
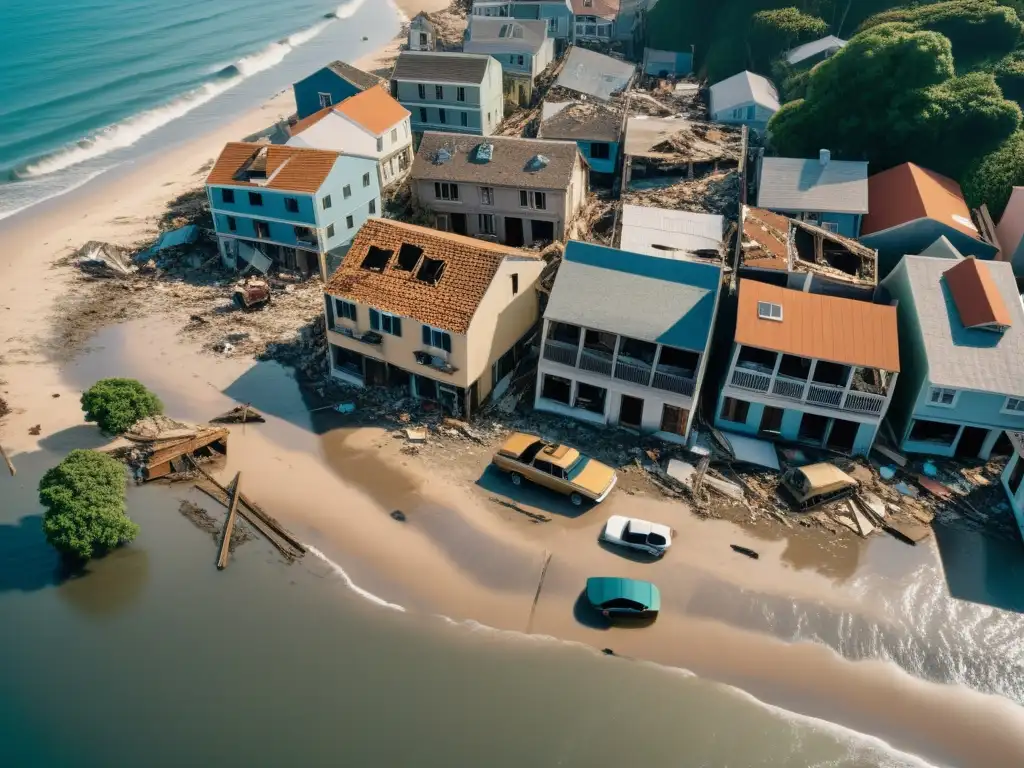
819, 149, 831, 166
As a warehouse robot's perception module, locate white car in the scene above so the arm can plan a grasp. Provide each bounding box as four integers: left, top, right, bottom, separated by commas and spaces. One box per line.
600, 515, 673, 557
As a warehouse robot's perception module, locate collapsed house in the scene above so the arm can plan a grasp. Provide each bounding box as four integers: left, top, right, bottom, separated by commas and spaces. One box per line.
738, 205, 878, 299
538, 100, 624, 178
98, 416, 229, 481
622, 115, 743, 189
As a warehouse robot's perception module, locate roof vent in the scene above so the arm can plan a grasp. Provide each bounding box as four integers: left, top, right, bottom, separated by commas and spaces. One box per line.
432, 147, 453, 165
819, 149, 831, 166
475, 142, 494, 163
526, 154, 549, 172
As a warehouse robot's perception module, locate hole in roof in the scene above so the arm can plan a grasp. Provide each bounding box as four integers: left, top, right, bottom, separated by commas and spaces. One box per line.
416, 257, 446, 285
525, 154, 549, 172
475, 143, 493, 163
361, 245, 393, 272
395, 243, 424, 271
432, 147, 453, 165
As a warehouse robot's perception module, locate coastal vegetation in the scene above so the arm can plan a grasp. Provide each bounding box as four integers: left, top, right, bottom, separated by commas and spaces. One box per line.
647, 0, 1024, 215
38, 449, 137, 561
81, 377, 163, 435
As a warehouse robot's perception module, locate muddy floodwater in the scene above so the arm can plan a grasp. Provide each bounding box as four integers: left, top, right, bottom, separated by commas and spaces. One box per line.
2, 318, 1024, 767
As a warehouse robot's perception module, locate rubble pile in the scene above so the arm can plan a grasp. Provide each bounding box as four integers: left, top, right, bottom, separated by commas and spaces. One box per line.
630, 81, 705, 119
261, 313, 330, 385
424, 0, 470, 50
647, 122, 743, 164
623, 170, 741, 219
566, 193, 617, 245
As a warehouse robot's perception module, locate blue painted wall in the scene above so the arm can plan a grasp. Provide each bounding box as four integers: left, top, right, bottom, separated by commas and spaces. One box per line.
293, 68, 368, 120
575, 139, 619, 176
643, 50, 693, 77
861, 218, 1000, 278
820, 212, 861, 238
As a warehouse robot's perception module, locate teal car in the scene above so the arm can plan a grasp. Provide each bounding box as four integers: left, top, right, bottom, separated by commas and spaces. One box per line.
586, 577, 661, 618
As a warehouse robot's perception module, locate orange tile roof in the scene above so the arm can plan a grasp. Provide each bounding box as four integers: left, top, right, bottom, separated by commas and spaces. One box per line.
334, 87, 410, 136
742, 208, 789, 270
862, 162, 979, 240
942, 257, 1012, 329
325, 219, 537, 333
735, 280, 900, 371
206, 143, 339, 193
288, 106, 334, 136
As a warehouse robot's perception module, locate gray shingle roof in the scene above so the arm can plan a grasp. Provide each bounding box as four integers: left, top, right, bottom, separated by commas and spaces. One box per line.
464, 18, 549, 54
391, 52, 492, 84
786, 35, 846, 65
545, 241, 723, 351
708, 70, 780, 115
555, 47, 635, 101
758, 156, 869, 215
538, 100, 622, 142
619, 205, 723, 256
901, 255, 1024, 394
325, 61, 384, 90
412, 132, 580, 191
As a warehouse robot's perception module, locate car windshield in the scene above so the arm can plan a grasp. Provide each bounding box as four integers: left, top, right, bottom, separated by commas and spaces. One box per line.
565, 455, 590, 481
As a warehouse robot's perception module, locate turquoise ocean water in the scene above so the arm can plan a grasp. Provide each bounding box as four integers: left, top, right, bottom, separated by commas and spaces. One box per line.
0, 0, 399, 219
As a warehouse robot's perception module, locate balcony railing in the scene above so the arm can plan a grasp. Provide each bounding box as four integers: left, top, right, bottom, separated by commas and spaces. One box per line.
542, 339, 578, 367
614, 359, 653, 386
729, 367, 887, 416
652, 370, 695, 397
579, 349, 613, 376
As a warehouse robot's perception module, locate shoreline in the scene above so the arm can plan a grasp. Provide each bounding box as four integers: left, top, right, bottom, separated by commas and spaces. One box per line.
2, 3, 1024, 766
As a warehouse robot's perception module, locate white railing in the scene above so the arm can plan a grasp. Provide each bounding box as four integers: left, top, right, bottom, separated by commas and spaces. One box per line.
807, 382, 845, 408
771, 376, 806, 400
843, 391, 886, 415
731, 368, 771, 392
542, 339, 578, 367
579, 349, 613, 376
652, 370, 695, 397
614, 359, 653, 386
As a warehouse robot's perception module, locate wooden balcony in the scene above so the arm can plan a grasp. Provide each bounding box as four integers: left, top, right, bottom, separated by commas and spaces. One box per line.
729, 366, 886, 416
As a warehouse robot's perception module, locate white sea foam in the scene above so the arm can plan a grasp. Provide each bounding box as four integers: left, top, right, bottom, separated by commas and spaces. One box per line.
17, 18, 331, 180
306, 545, 406, 612
332, 0, 369, 20
0, 166, 114, 222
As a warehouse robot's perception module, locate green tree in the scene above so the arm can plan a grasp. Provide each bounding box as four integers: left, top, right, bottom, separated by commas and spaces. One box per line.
39, 450, 137, 561
768, 23, 1021, 179
749, 7, 829, 72
963, 128, 1024, 216
80, 378, 163, 435
860, 1, 1023, 67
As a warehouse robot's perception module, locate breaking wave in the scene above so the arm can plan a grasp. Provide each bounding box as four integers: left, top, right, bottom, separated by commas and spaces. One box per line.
15, 17, 334, 180
306, 545, 406, 612
328, 0, 369, 20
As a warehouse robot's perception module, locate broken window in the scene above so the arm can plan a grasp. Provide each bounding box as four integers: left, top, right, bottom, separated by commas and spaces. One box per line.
618, 337, 657, 366
221, 189, 235, 204
416, 256, 446, 285
395, 243, 423, 271
284, 197, 299, 213
435, 182, 459, 200
720, 397, 750, 424
812, 361, 850, 387
778, 354, 812, 380
541, 374, 572, 404
248, 191, 263, 207
797, 412, 828, 443
573, 382, 607, 414
736, 345, 777, 373
589, 143, 610, 160
479, 186, 494, 205
660, 405, 687, 435
254, 221, 270, 239
656, 345, 699, 377
361, 245, 393, 272
226, 216, 237, 232
548, 322, 581, 346
908, 419, 959, 445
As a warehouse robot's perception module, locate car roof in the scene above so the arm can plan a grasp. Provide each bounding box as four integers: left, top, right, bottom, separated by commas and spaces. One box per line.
540, 442, 582, 469
626, 518, 672, 538
498, 432, 542, 457
586, 577, 661, 609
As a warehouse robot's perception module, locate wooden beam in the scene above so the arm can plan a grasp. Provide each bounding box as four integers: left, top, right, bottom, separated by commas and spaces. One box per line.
217, 472, 242, 570
0, 443, 14, 477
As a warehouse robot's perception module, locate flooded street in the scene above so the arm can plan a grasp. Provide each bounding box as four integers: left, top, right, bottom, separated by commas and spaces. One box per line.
0, 315, 1023, 766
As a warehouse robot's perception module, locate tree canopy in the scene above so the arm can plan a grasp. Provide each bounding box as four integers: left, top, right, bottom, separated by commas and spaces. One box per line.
749, 8, 829, 73
963, 128, 1024, 215
81, 378, 163, 435
39, 450, 137, 561
768, 23, 1021, 179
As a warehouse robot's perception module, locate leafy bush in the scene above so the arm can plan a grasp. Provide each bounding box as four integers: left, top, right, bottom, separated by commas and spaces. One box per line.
749, 7, 829, 72
81, 378, 163, 435
768, 23, 1021, 180
963, 128, 1024, 216
995, 49, 1024, 101
39, 450, 137, 561
860, 1, 1023, 67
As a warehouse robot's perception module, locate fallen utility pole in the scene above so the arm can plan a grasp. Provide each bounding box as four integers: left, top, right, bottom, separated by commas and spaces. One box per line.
0, 443, 14, 477
217, 472, 242, 570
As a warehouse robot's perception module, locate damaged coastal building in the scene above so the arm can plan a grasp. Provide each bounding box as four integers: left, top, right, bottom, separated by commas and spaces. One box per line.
621, 115, 745, 218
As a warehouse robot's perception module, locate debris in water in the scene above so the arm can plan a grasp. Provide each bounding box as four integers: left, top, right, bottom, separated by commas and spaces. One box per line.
391, 510, 407, 522
879, 466, 897, 481
730, 544, 759, 559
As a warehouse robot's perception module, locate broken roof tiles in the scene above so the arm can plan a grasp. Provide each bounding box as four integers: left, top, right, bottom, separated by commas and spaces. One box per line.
325, 219, 536, 334
206, 143, 339, 193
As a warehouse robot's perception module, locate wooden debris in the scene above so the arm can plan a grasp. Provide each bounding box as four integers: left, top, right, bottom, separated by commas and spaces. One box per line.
874, 445, 907, 467
885, 520, 933, 545
833, 514, 860, 534
849, 500, 876, 537
210, 404, 265, 424
0, 443, 14, 477
217, 472, 242, 570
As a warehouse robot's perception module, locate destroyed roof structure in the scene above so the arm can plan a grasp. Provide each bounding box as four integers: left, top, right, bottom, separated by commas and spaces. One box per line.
785, 35, 846, 66
622, 115, 743, 192
539, 101, 622, 143
739, 206, 878, 289
411, 132, 581, 191
206, 143, 341, 193
619, 205, 723, 261
554, 46, 635, 101
325, 219, 537, 334
860, 162, 999, 274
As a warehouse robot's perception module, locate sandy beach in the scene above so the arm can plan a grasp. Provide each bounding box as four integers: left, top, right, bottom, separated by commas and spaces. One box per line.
3, 2, 1024, 765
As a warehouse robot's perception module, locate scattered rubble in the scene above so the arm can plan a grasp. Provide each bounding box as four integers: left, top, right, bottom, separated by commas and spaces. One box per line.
622, 170, 741, 219
210, 405, 266, 424
98, 415, 229, 482
178, 499, 254, 550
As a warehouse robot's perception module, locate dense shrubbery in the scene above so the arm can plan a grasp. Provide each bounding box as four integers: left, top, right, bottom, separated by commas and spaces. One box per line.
963, 129, 1024, 215
81, 378, 163, 435
38, 450, 137, 561
749, 8, 829, 73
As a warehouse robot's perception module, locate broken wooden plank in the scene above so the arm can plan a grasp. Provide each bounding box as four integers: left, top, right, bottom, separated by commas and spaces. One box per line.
884, 520, 933, 545
210, 405, 265, 424
873, 445, 907, 468
193, 484, 298, 561
703, 474, 745, 501
848, 500, 875, 537
0, 443, 14, 477
217, 472, 242, 570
